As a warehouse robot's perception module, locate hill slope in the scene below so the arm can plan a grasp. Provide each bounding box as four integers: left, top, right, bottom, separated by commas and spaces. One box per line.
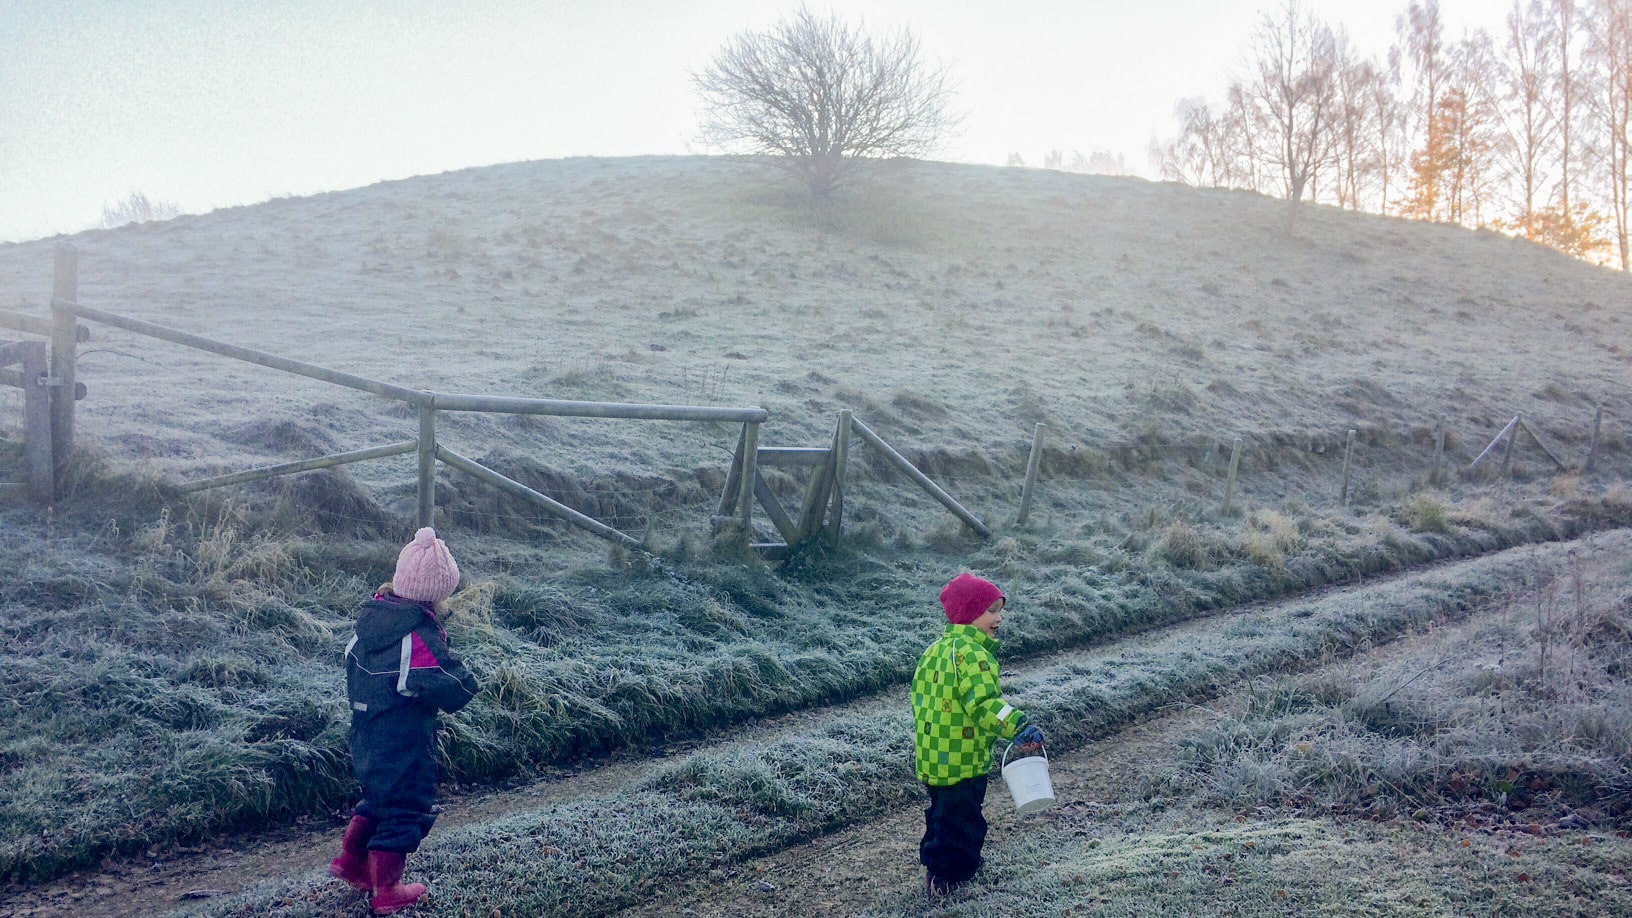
3, 157, 1632, 894
2, 156, 1627, 524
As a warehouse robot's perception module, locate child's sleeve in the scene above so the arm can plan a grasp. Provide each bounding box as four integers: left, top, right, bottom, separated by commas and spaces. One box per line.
402, 624, 482, 714
955, 647, 1026, 740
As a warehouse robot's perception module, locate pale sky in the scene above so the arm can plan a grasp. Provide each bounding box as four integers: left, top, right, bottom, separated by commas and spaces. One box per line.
0, 0, 1511, 243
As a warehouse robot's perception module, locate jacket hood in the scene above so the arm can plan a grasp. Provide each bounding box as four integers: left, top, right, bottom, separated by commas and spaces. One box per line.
354, 594, 436, 654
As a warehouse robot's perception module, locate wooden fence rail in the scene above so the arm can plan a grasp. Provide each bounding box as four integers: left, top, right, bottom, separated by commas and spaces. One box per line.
5, 244, 1622, 558
849, 416, 991, 538
29, 243, 768, 549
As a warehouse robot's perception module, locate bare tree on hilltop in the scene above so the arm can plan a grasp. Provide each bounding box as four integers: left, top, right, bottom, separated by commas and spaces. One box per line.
693, 5, 957, 199
1244, 1, 1339, 206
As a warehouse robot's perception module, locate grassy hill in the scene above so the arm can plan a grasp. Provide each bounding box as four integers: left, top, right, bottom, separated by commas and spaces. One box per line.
1, 156, 1630, 890
2, 156, 1627, 507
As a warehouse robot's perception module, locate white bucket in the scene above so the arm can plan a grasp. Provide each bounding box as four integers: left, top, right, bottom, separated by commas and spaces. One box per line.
1001, 741, 1055, 815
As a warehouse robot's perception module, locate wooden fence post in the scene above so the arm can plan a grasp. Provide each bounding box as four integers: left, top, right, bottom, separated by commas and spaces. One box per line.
718, 426, 746, 517
1501, 414, 1522, 478
830, 409, 851, 536
738, 421, 759, 540
1584, 406, 1603, 473
848, 416, 991, 537
1469, 415, 1519, 471
1222, 437, 1243, 515
49, 243, 78, 497
22, 341, 53, 502
1016, 423, 1045, 525
1431, 417, 1446, 484
1340, 429, 1356, 506
418, 403, 436, 528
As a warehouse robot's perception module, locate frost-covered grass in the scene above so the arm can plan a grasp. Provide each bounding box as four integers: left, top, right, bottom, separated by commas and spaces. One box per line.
862, 814, 1632, 917
5, 450, 1632, 886
5, 157, 1632, 894
855, 543, 1632, 918
1144, 551, 1632, 825
5, 463, 1632, 885
193, 536, 1584, 917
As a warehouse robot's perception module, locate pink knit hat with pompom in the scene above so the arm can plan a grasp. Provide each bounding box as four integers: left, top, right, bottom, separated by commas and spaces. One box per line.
392, 527, 460, 603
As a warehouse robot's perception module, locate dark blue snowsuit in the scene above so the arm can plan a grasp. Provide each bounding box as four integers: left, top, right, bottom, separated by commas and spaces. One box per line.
344, 592, 480, 854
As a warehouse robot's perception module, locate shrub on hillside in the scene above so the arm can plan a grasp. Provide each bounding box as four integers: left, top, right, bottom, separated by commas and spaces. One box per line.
101, 191, 180, 228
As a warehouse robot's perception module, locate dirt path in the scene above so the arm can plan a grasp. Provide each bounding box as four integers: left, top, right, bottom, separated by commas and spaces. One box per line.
0, 698, 904, 918
1, 538, 1615, 918
610, 705, 1220, 918
610, 545, 1626, 918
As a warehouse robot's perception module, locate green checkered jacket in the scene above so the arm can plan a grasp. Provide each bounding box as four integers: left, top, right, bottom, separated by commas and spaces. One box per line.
911, 624, 1027, 785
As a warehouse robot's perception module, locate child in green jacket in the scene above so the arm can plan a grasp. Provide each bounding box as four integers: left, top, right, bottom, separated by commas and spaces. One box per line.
911, 573, 1043, 899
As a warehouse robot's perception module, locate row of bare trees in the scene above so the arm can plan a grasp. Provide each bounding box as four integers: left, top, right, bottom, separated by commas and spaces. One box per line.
1157, 0, 1632, 270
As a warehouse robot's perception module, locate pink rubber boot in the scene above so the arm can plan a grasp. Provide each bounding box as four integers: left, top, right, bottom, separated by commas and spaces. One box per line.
326, 815, 373, 892
367, 850, 427, 915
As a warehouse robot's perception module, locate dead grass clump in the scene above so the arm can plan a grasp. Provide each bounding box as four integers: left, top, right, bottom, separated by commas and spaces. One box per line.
1251, 509, 1304, 553
1549, 473, 1581, 497
1399, 494, 1451, 534
1233, 506, 1299, 571
1150, 521, 1208, 569
889, 390, 947, 418
443, 579, 497, 627
1448, 496, 1503, 533
189, 505, 296, 585
270, 468, 393, 535
133, 503, 305, 592
222, 418, 335, 454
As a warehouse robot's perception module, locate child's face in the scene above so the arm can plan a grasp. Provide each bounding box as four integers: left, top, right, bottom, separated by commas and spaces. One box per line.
970, 597, 1005, 637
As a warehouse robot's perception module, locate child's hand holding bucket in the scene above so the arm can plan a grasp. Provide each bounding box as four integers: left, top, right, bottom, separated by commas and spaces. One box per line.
1001, 734, 1055, 815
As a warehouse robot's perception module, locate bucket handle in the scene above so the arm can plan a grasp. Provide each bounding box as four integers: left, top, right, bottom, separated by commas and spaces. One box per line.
1002, 739, 1047, 769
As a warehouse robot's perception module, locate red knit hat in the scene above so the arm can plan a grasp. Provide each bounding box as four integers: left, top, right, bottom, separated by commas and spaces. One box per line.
392, 527, 460, 603
940, 573, 1004, 626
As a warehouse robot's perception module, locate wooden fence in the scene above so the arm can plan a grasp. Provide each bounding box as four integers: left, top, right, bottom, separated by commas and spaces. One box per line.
1, 243, 1616, 557
5, 245, 996, 558
0, 245, 90, 501
718, 409, 997, 560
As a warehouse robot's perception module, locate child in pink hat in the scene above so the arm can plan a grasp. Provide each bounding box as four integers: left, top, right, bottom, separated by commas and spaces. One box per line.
328, 527, 480, 914
910, 573, 1043, 900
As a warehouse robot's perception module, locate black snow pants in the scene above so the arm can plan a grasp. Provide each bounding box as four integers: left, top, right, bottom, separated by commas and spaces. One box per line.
919, 775, 988, 884
350, 707, 440, 854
